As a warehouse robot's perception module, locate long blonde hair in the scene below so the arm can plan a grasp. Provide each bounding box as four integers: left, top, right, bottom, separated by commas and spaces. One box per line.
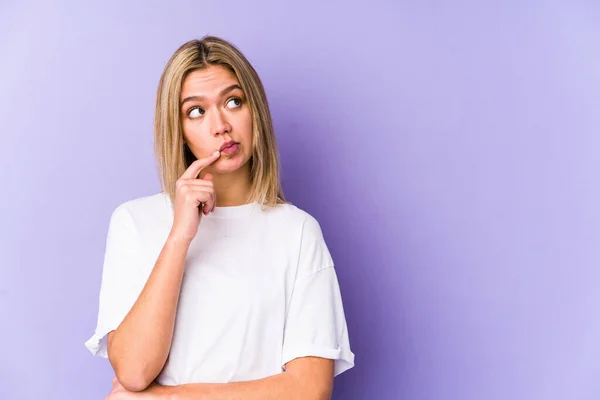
154, 36, 287, 208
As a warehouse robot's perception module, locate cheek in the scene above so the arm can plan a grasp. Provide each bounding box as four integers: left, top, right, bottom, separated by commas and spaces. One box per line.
240, 114, 254, 145
182, 126, 212, 153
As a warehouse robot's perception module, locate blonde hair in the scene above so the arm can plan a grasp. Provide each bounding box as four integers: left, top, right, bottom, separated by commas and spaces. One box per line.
154, 36, 287, 208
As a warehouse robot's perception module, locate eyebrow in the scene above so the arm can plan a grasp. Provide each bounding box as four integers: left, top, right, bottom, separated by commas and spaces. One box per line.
180, 84, 243, 108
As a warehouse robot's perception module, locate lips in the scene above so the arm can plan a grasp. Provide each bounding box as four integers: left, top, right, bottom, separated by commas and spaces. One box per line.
221, 143, 240, 156
220, 141, 238, 151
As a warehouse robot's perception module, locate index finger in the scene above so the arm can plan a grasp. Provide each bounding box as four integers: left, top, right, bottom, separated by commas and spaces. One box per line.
181, 150, 221, 179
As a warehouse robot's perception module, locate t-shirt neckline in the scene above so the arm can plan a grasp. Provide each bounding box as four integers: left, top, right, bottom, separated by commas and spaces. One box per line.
209, 201, 262, 218
162, 192, 261, 219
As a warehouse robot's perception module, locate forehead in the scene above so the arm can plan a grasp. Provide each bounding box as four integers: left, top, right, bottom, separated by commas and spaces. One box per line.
181, 65, 240, 98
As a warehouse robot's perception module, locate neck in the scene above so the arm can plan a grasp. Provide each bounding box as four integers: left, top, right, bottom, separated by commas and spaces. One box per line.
211, 163, 252, 207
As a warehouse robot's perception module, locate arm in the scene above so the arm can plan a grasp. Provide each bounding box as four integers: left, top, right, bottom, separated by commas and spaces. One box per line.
107, 235, 190, 392
173, 357, 333, 400
109, 356, 334, 400
108, 153, 221, 392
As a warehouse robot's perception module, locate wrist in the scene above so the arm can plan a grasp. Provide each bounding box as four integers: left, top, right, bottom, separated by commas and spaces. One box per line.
166, 384, 209, 400
166, 231, 193, 249
150, 383, 179, 400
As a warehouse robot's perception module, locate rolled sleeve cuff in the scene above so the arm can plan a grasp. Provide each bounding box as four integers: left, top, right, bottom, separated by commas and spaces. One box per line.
282, 344, 355, 376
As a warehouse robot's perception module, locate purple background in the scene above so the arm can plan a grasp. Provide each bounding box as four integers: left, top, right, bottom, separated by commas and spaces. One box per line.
1, 1, 599, 399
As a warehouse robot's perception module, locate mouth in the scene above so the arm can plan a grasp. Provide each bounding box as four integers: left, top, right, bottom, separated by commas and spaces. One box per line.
219, 141, 239, 151
220, 141, 240, 156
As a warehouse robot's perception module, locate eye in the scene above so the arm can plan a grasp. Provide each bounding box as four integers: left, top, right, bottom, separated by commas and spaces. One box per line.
187, 107, 204, 118
226, 97, 242, 109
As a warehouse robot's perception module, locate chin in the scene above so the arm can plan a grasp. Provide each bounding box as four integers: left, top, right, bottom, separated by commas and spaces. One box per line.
213, 156, 250, 174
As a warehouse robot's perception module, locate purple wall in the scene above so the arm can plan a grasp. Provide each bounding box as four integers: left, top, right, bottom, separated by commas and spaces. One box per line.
1, 1, 599, 399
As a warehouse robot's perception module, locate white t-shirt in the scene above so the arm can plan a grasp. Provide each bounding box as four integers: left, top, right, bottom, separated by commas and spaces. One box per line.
85, 192, 354, 385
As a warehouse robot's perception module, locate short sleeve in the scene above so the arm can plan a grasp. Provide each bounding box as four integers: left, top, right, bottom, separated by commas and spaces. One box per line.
281, 216, 355, 376
84, 204, 144, 358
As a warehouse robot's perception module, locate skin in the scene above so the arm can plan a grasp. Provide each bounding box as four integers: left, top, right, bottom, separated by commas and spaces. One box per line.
106, 357, 334, 400
180, 65, 254, 209
105, 65, 334, 399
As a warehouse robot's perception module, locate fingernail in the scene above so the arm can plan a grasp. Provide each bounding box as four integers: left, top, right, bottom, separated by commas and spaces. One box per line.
213, 150, 220, 156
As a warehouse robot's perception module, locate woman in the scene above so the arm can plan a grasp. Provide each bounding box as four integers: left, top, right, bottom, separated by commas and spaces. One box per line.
85, 36, 354, 399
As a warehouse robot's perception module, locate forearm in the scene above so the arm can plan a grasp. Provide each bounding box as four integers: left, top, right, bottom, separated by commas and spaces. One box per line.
168, 371, 330, 400
108, 234, 191, 391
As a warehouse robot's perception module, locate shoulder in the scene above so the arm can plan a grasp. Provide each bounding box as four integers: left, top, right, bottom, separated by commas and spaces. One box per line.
109, 192, 172, 227
264, 203, 327, 247
116, 192, 171, 213
270, 204, 334, 275
264, 202, 323, 232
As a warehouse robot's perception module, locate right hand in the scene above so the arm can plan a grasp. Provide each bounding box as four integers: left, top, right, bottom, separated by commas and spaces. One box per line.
170, 150, 221, 243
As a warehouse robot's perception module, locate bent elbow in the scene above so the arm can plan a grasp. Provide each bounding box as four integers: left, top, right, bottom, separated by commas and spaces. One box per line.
108, 336, 157, 392
115, 371, 154, 392
111, 356, 155, 392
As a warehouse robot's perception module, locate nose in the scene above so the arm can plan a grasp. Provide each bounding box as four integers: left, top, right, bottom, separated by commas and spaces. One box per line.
210, 109, 231, 137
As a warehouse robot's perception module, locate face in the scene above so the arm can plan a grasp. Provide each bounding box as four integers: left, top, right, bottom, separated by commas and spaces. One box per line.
180, 65, 253, 175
